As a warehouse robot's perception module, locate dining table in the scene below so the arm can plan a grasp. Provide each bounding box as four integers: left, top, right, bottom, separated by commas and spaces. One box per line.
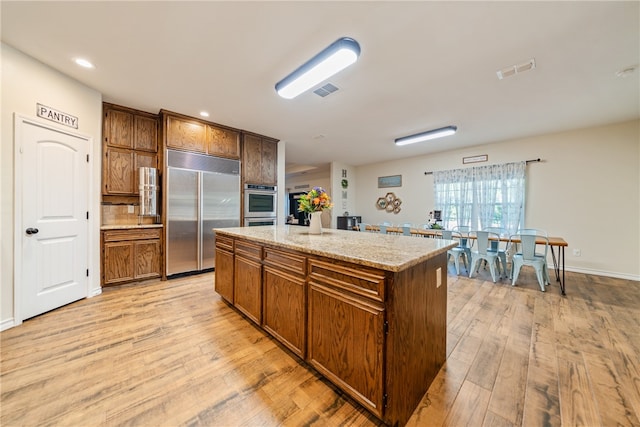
358, 225, 568, 295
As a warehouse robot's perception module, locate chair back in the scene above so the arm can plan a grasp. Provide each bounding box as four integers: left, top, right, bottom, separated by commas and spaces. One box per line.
484, 227, 506, 251
472, 231, 500, 255
401, 226, 412, 236
452, 226, 472, 249
358, 223, 368, 232
379, 225, 388, 234
516, 234, 549, 260
381, 221, 392, 226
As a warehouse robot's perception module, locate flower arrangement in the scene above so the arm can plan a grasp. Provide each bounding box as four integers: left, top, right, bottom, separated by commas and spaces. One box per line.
298, 186, 333, 213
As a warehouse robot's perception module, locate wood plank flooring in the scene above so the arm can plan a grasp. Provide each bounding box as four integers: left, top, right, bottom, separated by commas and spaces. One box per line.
1, 265, 639, 426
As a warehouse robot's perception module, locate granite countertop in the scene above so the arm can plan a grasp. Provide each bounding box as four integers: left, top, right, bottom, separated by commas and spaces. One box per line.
214, 225, 457, 272
101, 224, 164, 230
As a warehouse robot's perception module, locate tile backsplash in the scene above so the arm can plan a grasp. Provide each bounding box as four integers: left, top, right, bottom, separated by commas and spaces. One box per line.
102, 205, 158, 226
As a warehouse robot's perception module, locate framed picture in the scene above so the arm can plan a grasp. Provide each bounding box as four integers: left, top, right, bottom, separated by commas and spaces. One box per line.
378, 175, 402, 188
463, 154, 488, 164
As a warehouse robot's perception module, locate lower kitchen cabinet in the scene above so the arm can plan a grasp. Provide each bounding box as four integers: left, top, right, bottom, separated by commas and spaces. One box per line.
233, 240, 262, 325
263, 247, 307, 358
101, 228, 162, 286
214, 235, 235, 303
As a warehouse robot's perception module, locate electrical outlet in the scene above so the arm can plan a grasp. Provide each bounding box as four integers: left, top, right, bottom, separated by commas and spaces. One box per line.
572, 249, 581, 257
128, 205, 135, 214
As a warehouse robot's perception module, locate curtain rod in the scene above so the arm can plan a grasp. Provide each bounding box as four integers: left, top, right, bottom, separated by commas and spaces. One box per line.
423, 158, 541, 175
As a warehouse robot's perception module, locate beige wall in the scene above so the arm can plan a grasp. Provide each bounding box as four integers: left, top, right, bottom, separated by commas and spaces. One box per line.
356, 120, 640, 279
1, 44, 103, 328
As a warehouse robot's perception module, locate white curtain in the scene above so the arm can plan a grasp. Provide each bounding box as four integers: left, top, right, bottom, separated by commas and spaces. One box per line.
433, 161, 525, 234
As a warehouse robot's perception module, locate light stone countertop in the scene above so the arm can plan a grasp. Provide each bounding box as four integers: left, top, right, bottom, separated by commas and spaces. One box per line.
101, 224, 163, 230
214, 225, 458, 272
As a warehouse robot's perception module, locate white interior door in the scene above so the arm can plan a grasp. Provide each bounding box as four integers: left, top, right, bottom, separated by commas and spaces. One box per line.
16, 117, 89, 320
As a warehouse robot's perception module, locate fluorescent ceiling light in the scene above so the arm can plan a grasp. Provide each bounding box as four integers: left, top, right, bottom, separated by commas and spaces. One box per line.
275, 37, 360, 99
74, 58, 95, 69
394, 126, 458, 146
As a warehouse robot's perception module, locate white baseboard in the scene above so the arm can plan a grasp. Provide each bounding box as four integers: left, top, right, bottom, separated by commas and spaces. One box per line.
565, 266, 640, 282
90, 286, 102, 297
1, 318, 16, 331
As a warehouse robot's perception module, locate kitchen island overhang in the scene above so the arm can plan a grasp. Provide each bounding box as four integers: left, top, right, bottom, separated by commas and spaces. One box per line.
213, 225, 457, 426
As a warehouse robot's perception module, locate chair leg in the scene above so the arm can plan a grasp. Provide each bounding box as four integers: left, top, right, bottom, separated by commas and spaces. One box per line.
469, 257, 479, 278
453, 254, 461, 276
488, 259, 497, 283
498, 253, 507, 278
511, 262, 522, 286
535, 267, 546, 292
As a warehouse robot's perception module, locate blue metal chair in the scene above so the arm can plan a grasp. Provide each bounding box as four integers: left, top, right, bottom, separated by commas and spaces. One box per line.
442, 230, 468, 275
469, 231, 502, 283
510, 234, 551, 292
358, 222, 369, 232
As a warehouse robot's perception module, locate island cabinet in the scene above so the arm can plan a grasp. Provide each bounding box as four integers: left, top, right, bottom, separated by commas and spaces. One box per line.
233, 240, 263, 325
102, 103, 158, 197
213, 227, 452, 426
263, 247, 307, 358
101, 228, 162, 286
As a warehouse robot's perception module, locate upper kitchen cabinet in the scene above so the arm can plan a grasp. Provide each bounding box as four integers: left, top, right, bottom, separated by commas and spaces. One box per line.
207, 125, 240, 159
102, 103, 159, 197
242, 133, 278, 185
164, 114, 207, 153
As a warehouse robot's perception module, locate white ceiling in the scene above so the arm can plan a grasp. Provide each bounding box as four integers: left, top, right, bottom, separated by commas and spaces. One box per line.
2, 1, 638, 176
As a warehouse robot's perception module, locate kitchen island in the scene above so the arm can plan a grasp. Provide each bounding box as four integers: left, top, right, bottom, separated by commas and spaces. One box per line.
213, 225, 457, 426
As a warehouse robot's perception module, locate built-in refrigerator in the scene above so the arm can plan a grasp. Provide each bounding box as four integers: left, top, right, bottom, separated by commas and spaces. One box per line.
166, 150, 240, 277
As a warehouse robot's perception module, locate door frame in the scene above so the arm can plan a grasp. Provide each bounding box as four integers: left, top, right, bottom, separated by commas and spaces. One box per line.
12, 114, 95, 326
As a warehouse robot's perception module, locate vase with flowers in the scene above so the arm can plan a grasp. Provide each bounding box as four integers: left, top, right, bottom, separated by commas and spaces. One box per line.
298, 186, 333, 234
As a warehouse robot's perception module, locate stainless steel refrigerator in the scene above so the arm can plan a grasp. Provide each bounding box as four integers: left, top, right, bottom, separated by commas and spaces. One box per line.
166, 150, 240, 277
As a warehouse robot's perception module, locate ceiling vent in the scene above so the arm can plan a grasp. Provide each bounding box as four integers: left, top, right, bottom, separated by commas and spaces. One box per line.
313, 83, 339, 97
497, 58, 536, 80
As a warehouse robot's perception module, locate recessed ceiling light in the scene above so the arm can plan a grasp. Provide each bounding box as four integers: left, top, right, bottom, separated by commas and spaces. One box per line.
200, 111, 210, 118
74, 58, 95, 69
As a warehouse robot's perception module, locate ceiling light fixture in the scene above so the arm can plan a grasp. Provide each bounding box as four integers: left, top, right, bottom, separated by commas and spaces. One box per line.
394, 126, 458, 146
275, 37, 361, 99
200, 111, 210, 117
74, 58, 95, 69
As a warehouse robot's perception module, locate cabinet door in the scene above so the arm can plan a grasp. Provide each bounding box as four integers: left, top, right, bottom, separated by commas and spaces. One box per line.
104, 147, 134, 195
133, 152, 158, 195
166, 116, 206, 153
134, 115, 158, 152
261, 140, 277, 185
242, 134, 263, 184
234, 255, 262, 325
134, 239, 161, 279
307, 283, 385, 418
207, 125, 240, 159
263, 266, 306, 358
105, 109, 133, 148
215, 247, 235, 303
103, 241, 135, 284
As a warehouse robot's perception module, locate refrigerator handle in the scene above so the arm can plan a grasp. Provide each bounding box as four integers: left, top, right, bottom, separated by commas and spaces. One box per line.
197, 172, 203, 270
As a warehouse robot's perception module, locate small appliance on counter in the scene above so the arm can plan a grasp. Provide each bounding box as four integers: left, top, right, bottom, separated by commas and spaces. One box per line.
337, 216, 362, 230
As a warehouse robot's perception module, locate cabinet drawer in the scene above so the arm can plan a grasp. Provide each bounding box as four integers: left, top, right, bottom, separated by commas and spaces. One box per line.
103, 228, 161, 242
235, 240, 262, 261
308, 259, 386, 303
264, 247, 306, 275
215, 234, 234, 252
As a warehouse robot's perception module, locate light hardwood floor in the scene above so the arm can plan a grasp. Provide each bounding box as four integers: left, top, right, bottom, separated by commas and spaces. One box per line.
1, 265, 639, 426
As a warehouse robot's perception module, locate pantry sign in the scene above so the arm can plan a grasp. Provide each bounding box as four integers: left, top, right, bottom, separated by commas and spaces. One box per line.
37, 103, 78, 129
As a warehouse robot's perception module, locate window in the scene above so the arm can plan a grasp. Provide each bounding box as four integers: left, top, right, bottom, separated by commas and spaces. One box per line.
433, 162, 526, 234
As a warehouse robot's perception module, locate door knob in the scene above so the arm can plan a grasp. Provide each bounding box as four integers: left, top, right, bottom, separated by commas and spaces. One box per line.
26, 228, 39, 235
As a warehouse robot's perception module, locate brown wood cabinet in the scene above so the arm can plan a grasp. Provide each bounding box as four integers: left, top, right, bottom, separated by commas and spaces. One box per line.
263, 247, 307, 358
213, 230, 449, 426
103, 104, 158, 196
242, 133, 277, 185
214, 234, 235, 302
165, 115, 207, 153
207, 125, 240, 159
101, 228, 162, 286
233, 240, 263, 325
